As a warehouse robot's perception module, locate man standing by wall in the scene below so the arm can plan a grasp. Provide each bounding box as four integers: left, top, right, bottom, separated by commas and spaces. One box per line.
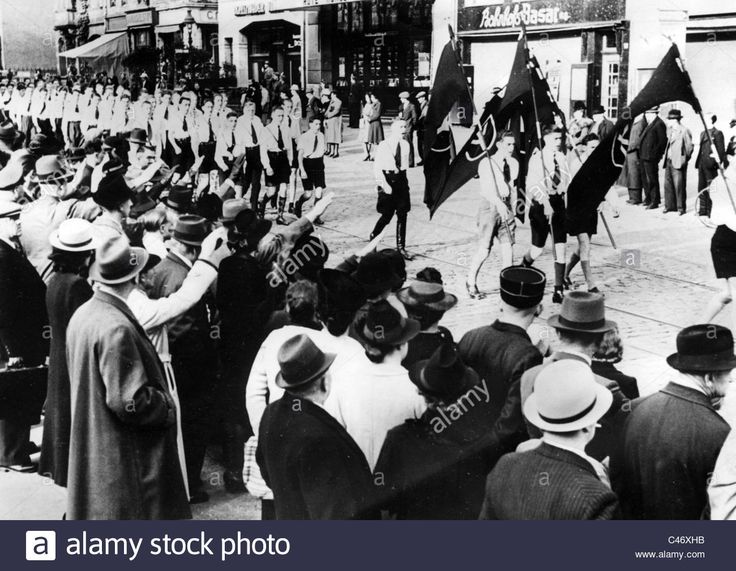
663, 108, 693, 215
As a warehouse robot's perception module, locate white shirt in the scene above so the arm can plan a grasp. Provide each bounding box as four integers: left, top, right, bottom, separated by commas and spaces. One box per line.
709, 165, 736, 232
526, 147, 570, 200
234, 114, 264, 149
373, 137, 410, 187
478, 151, 518, 204
324, 354, 426, 471
246, 325, 364, 435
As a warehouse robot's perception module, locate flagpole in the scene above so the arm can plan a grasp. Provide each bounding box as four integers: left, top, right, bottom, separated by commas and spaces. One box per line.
520, 21, 557, 243
674, 47, 736, 216
447, 25, 514, 244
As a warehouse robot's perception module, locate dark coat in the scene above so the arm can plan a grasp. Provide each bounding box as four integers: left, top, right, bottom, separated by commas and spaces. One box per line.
610, 382, 730, 520
592, 360, 639, 400
65, 290, 191, 519
458, 320, 543, 463
375, 400, 497, 519
38, 271, 92, 487
400, 101, 417, 131
638, 116, 668, 162
520, 351, 626, 461
479, 442, 619, 520
695, 127, 726, 171
146, 252, 214, 359
402, 326, 453, 369
0, 239, 48, 367
257, 394, 379, 519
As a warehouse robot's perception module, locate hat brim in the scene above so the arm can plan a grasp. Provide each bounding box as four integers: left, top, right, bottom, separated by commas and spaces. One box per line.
88, 246, 149, 285
360, 316, 421, 347
174, 235, 206, 247
547, 315, 617, 335
408, 358, 480, 401
523, 382, 613, 433
275, 351, 337, 390
666, 352, 736, 373
49, 231, 100, 252
396, 288, 458, 312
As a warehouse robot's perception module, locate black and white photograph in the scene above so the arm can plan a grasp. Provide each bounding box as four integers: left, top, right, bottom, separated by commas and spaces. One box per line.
2, 0, 736, 531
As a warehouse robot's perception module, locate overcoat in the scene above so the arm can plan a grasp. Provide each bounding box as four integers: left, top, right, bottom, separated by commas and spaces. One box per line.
38, 271, 92, 486
638, 116, 668, 163
65, 290, 191, 519
479, 442, 619, 520
610, 382, 730, 520
257, 394, 379, 519
458, 320, 543, 463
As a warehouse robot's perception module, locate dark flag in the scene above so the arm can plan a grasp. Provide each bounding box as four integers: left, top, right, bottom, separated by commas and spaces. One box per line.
422, 37, 468, 214
434, 35, 564, 218
566, 43, 701, 228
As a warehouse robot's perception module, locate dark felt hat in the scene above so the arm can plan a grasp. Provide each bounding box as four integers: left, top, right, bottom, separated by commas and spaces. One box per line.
229, 208, 272, 247
397, 281, 457, 312
666, 324, 736, 373
409, 343, 480, 402
319, 268, 366, 313
0, 121, 21, 142
129, 193, 157, 218
94, 173, 134, 210
547, 291, 616, 334
668, 108, 683, 120
89, 235, 149, 285
173, 214, 208, 246
275, 334, 336, 389
500, 265, 546, 309
164, 185, 194, 213
127, 128, 148, 145
355, 250, 400, 297
359, 299, 420, 347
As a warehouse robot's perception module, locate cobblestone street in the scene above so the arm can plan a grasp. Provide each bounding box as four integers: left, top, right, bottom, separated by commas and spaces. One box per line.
3, 124, 734, 520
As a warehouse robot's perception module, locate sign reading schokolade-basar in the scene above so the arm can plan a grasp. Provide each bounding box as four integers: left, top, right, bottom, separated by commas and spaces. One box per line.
457, 0, 626, 33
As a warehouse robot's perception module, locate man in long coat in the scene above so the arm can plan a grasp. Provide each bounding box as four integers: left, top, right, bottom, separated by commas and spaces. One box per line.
610, 324, 734, 520
639, 107, 668, 209
66, 235, 191, 519
695, 114, 727, 216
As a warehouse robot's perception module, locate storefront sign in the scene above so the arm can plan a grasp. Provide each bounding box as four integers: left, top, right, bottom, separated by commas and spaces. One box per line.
235, 2, 267, 16
106, 15, 128, 33
269, 0, 362, 13
458, 0, 625, 32
127, 9, 154, 28
288, 34, 302, 49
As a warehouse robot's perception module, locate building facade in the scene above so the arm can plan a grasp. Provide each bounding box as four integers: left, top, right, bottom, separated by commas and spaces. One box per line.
0, 0, 58, 72
54, 0, 219, 76
219, 0, 435, 110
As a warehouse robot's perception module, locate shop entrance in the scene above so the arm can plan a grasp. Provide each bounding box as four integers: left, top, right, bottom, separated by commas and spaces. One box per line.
242, 20, 301, 86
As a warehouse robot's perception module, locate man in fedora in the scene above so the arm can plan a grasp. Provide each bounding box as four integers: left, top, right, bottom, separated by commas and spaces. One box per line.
520, 291, 625, 461
375, 343, 495, 519
415, 91, 428, 166
257, 334, 378, 519
480, 360, 619, 519
0, 123, 33, 201
695, 114, 727, 217
0, 121, 23, 169
219, 198, 249, 230
20, 155, 100, 282
145, 214, 216, 504
610, 324, 734, 519
126, 127, 149, 166
663, 108, 693, 215
398, 91, 416, 167
459, 266, 546, 466
397, 280, 457, 368
0, 200, 48, 474
66, 235, 191, 519
639, 106, 667, 209
92, 172, 135, 241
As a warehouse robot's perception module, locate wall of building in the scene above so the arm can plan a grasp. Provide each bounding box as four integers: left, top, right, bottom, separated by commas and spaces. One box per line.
0, 0, 58, 70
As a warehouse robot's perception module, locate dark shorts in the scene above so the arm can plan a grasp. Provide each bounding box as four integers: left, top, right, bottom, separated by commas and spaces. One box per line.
384, 171, 411, 214
566, 209, 598, 237
530, 193, 567, 247
301, 157, 325, 191
265, 151, 290, 186
711, 224, 736, 279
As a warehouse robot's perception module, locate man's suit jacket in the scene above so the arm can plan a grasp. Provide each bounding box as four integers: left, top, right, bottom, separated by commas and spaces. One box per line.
610, 382, 730, 520
0, 239, 48, 366
520, 351, 626, 461
400, 101, 417, 131
146, 251, 212, 358
65, 290, 190, 519
665, 124, 694, 169
638, 116, 668, 162
458, 320, 543, 463
479, 442, 619, 520
695, 127, 726, 171
257, 394, 378, 519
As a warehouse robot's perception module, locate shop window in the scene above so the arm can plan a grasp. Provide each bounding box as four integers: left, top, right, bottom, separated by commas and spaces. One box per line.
602, 54, 620, 119
413, 38, 430, 87
225, 38, 233, 65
